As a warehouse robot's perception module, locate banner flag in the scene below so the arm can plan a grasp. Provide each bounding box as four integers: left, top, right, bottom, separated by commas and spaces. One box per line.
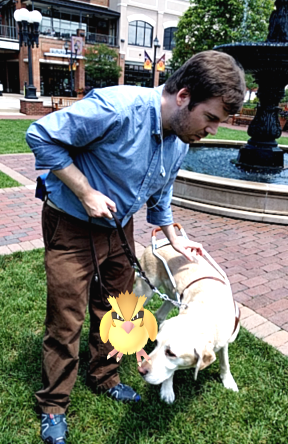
156, 54, 165, 72
144, 50, 152, 70
72, 36, 83, 55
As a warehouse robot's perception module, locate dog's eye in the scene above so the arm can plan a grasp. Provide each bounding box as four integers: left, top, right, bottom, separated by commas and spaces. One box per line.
165, 348, 177, 358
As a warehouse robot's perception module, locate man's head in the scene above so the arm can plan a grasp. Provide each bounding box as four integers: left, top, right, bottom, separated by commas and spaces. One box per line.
164, 50, 246, 115
162, 50, 246, 143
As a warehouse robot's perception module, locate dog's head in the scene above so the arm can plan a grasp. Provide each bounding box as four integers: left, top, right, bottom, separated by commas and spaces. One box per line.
138, 317, 216, 384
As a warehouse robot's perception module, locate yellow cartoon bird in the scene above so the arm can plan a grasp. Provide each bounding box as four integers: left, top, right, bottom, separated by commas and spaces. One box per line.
100, 291, 158, 366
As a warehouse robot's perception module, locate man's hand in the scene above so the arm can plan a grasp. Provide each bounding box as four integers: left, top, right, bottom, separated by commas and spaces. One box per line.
52, 164, 116, 219
161, 223, 203, 262
79, 189, 116, 219
170, 236, 203, 262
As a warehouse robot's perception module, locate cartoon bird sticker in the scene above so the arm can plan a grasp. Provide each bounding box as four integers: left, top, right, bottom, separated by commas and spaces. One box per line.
100, 291, 158, 366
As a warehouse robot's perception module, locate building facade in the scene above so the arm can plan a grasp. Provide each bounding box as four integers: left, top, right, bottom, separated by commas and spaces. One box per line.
109, 0, 189, 87
0, 0, 189, 96
0, 0, 120, 95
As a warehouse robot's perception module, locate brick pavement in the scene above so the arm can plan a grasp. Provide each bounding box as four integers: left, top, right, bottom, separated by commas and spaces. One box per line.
0, 153, 288, 357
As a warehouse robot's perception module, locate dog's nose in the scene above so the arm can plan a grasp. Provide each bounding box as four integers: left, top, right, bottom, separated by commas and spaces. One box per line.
138, 365, 149, 376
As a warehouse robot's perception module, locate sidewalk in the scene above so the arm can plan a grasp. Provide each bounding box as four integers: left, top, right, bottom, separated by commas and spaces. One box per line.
0, 152, 288, 358
0, 93, 51, 119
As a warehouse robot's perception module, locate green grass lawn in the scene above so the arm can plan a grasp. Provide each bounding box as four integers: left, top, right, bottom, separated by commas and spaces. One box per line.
0, 249, 287, 444
0, 120, 34, 155
208, 126, 288, 146
0, 120, 288, 157
0, 170, 20, 188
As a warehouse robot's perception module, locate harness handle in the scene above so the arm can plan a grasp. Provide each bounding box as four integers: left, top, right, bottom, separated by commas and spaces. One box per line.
152, 222, 183, 238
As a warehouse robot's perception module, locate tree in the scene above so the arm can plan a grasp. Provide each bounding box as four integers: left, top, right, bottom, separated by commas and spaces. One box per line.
170, 0, 274, 71
245, 73, 258, 103
85, 44, 122, 87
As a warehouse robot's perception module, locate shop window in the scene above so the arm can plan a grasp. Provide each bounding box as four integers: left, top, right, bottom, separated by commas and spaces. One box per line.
163, 27, 177, 50
124, 63, 152, 87
128, 21, 152, 47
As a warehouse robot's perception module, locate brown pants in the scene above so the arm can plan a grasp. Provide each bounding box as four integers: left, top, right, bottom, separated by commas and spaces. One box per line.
36, 203, 135, 414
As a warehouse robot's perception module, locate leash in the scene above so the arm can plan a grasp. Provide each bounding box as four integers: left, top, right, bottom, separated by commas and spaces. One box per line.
110, 212, 188, 309
88, 217, 112, 308
89, 214, 185, 309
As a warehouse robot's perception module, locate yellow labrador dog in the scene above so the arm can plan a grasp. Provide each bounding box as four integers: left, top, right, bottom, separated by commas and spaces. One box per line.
135, 244, 240, 404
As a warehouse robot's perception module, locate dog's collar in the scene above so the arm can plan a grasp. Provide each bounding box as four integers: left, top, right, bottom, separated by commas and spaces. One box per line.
180, 275, 240, 336
179, 275, 226, 300
233, 300, 240, 336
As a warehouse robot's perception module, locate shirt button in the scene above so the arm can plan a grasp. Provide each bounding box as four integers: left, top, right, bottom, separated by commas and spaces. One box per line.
148, 173, 151, 176
138, 197, 141, 201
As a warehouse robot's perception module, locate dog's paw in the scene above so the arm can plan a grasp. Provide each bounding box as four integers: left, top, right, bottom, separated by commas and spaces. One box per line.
160, 386, 175, 404
221, 373, 239, 392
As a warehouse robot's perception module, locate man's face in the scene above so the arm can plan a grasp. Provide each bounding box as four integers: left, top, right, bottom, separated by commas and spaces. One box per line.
170, 95, 229, 144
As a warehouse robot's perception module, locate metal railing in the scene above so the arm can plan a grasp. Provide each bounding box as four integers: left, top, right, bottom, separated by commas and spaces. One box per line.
40, 26, 74, 39
39, 26, 118, 47
0, 25, 18, 40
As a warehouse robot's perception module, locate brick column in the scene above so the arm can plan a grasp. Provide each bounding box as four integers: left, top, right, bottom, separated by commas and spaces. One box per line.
19, 46, 28, 94
119, 53, 125, 85
75, 31, 85, 95
155, 71, 160, 87
32, 44, 41, 96
74, 58, 85, 95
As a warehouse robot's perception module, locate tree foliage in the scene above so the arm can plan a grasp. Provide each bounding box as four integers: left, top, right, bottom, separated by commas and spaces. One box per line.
245, 73, 258, 103
85, 44, 122, 85
170, 0, 274, 71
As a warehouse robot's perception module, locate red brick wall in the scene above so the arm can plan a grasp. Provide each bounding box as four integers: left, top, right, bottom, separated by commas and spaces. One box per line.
77, 0, 109, 7
20, 99, 52, 116
119, 53, 125, 85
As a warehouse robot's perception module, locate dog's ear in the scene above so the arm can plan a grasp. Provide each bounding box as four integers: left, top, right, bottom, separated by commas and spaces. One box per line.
194, 346, 216, 380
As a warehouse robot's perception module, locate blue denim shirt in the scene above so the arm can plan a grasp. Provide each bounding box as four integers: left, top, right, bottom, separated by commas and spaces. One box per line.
26, 85, 189, 228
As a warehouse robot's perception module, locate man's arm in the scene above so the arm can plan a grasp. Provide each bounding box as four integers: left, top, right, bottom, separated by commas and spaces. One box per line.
161, 224, 203, 261
52, 164, 116, 219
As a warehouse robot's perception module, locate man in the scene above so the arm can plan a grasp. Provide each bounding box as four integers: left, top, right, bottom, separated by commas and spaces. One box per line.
26, 50, 245, 444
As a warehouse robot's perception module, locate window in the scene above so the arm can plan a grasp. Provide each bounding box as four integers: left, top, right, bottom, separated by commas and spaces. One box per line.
128, 21, 152, 47
163, 27, 177, 50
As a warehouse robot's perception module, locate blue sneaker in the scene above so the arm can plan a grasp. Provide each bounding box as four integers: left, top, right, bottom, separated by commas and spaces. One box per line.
107, 383, 141, 402
41, 413, 68, 444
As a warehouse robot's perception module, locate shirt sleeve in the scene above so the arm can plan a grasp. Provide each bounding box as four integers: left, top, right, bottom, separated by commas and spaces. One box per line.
146, 182, 174, 226
26, 91, 121, 171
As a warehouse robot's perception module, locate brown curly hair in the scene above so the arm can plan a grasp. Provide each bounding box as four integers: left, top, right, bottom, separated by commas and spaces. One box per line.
164, 50, 246, 115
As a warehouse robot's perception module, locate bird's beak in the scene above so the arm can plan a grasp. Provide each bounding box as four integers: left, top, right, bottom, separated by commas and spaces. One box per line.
121, 321, 135, 334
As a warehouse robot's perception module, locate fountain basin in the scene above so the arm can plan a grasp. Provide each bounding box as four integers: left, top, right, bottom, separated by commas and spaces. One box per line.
215, 42, 288, 72
172, 140, 288, 224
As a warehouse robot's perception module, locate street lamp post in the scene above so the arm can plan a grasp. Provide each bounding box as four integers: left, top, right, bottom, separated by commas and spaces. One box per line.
64, 39, 79, 97
14, 8, 42, 99
152, 36, 160, 88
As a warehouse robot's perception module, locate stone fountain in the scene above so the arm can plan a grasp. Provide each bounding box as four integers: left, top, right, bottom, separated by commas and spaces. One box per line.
215, 0, 288, 170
